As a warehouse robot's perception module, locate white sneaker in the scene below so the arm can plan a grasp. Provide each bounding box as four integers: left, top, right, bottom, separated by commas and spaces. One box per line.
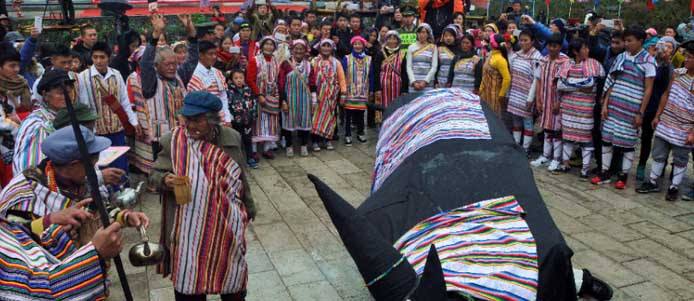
286, 147, 294, 157
547, 160, 560, 171
325, 141, 335, 150
300, 146, 309, 157
530, 156, 549, 167
312, 143, 321, 152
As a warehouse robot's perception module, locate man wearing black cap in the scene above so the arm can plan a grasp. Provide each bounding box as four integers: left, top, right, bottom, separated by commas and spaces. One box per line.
233, 20, 257, 68
397, 6, 417, 34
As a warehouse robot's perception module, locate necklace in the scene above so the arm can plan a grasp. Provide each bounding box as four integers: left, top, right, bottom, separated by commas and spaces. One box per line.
45, 161, 58, 192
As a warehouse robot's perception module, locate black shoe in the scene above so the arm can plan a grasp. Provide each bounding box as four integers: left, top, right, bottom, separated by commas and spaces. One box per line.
666, 186, 679, 202
578, 269, 613, 301
636, 181, 660, 194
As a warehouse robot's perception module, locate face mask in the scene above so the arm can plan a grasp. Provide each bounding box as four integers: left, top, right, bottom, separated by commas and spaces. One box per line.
275, 33, 287, 42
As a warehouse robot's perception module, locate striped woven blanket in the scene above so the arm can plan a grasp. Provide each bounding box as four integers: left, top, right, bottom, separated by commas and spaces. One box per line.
394, 196, 539, 301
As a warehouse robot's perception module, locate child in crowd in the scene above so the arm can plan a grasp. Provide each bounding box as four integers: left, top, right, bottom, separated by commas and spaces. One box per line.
228, 69, 258, 169
341, 36, 374, 146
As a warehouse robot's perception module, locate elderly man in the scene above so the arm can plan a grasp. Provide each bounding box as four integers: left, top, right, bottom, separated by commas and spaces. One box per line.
1, 125, 148, 234
0, 126, 146, 300
150, 91, 254, 301
130, 14, 187, 175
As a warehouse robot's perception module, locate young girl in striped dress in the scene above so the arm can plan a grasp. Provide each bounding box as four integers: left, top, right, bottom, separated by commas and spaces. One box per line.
341, 36, 374, 146
310, 39, 346, 151
406, 23, 438, 93
247, 36, 281, 160
435, 25, 460, 88
374, 31, 407, 124
447, 34, 482, 92
556, 38, 604, 177
530, 34, 569, 171
507, 30, 543, 154
592, 27, 656, 189
279, 39, 313, 157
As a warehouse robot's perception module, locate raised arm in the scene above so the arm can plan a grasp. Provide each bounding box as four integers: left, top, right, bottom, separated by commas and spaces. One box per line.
176, 14, 198, 87
141, 14, 166, 99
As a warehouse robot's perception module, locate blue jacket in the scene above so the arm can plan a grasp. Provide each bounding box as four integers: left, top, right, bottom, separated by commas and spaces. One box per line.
19, 37, 38, 87
531, 23, 568, 56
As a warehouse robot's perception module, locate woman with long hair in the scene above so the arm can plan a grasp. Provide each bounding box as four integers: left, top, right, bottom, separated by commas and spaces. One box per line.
478, 33, 511, 118
507, 29, 543, 153
447, 33, 482, 93
406, 23, 438, 93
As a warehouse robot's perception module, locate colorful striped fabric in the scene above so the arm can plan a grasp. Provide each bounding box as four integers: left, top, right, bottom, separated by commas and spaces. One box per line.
408, 43, 437, 92
344, 54, 372, 111
310, 57, 341, 139
0, 220, 106, 301
281, 60, 312, 131
372, 88, 491, 193
537, 53, 569, 131
11, 107, 55, 175
253, 55, 281, 143
188, 63, 230, 122
558, 58, 604, 144
130, 71, 186, 174
169, 127, 249, 295
378, 50, 404, 123
602, 50, 655, 148
394, 196, 538, 301
507, 48, 542, 119
655, 68, 694, 148
436, 46, 455, 86
450, 56, 479, 92
76, 67, 126, 135
0, 173, 73, 220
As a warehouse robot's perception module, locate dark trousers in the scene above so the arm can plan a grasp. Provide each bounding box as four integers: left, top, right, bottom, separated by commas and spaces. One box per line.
174, 291, 246, 301
344, 109, 365, 137
592, 100, 603, 168
283, 129, 310, 147
232, 123, 253, 160
638, 112, 656, 167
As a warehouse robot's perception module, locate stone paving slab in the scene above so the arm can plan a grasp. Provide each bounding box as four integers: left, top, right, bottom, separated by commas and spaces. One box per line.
116, 129, 693, 301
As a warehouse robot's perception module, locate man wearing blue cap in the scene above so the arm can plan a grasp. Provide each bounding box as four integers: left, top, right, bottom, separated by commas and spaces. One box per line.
150, 91, 254, 301
1, 125, 149, 239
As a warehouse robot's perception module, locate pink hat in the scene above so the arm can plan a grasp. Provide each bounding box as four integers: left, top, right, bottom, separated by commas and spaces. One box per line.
646, 28, 657, 36
291, 39, 308, 49
350, 35, 367, 46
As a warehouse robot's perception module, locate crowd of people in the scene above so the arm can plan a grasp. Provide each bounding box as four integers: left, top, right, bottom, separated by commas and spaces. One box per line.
0, 0, 692, 299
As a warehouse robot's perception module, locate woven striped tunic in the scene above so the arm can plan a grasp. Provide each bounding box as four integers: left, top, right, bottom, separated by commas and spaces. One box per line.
0, 220, 107, 301
436, 46, 455, 87
343, 54, 372, 111
0, 174, 73, 221
168, 127, 249, 295
252, 54, 281, 143
537, 53, 570, 131
11, 106, 55, 175
602, 50, 656, 148
311, 56, 345, 139
508, 48, 543, 119
558, 58, 604, 143
407, 43, 438, 93
187, 63, 231, 123
450, 56, 479, 92
394, 196, 538, 301
378, 49, 405, 115
279, 59, 312, 131
655, 68, 694, 147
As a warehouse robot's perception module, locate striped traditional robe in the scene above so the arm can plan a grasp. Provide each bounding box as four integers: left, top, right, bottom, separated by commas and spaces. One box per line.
0, 173, 73, 220
436, 45, 455, 87
537, 53, 570, 131
654, 68, 694, 147
408, 43, 437, 92
602, 50, 656, 148
344, 53, 372, 111
558, 58, 604, 143
130, 72, 186, 174
252, 54, 281, 143
311, 56, 341, 139
450, 56, 479, 92
11, 106, 55, 175
281, 59, 312, 131
372, 89, 491, 192
508, 48, 542, 119
394, 196, 538, 301
169, 127, 248, 295
0, 220, 107, 301
187, 63, 231, 123
377, 49, 404, 124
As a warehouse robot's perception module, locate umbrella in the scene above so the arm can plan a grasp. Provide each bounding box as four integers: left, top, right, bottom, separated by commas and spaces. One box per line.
308, 88, 577, 300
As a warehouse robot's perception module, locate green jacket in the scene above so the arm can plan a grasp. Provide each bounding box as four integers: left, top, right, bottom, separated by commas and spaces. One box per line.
149, 127, 256, 219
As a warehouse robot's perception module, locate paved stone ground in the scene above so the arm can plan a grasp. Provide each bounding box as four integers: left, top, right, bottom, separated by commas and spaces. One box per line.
108, 129, 694, 301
